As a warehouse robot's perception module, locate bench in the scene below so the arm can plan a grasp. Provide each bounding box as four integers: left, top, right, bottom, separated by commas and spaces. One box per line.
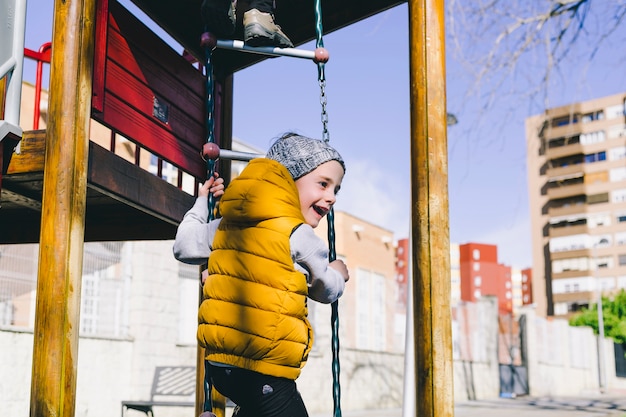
121, 366, 196, 417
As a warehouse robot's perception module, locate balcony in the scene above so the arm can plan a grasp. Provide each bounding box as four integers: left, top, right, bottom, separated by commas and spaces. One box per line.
545, 142, 584, 160
549, 223, 587, 238
546, 182, 586, 200
545, 164, 585, 181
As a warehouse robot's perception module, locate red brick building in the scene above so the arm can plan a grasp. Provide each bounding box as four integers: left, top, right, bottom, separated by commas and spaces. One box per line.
460, 243, 513, 314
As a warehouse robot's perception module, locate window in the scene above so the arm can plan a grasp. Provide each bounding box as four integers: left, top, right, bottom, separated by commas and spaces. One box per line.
473, 262, 480, 271
552, 277, 594, 294
550, 214, 587, 229
548, 135, 580, 149
588, 213, 610, 227
608, 127, 626, 141
580, 131, 605, 145
588, 193, 609, 204
585, 151, 606, 163
552, 256, 588, 273
610, 167, 626, 182
80, 242, 128, 338
178, 262, 200, 345
550, 234, 589, 252
552, 115, 577, 127
594, 256, 613, 269
581, 110, 604, 123
584, 171, 608, 185
474, 276, 482, 287
472, 249, 480, 260
612, 189, 626, 203
619, 254, 626, 266
606, 104, 624, 120
594, 235, 612, 247
356, 268, 386, 351
554, 302, 568, 315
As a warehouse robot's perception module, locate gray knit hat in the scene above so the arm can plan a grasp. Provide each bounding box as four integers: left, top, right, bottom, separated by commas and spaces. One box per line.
266, 133, 345, 180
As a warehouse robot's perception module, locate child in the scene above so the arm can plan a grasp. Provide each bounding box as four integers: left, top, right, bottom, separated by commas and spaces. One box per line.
201, 0, 293, 48
173, 132, 349, 417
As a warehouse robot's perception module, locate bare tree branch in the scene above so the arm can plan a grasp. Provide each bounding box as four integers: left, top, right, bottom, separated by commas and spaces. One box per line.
446, 0, 626, 115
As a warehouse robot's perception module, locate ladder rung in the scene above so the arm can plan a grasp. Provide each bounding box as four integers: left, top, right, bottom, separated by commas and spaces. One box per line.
215, 39, 316, 60
218, 149, 264, 162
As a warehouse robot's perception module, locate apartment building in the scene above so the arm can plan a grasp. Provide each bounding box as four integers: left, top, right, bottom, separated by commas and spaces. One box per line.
394, 240, 526, 314
459, 243, 513, 314
526, 92, 626, 317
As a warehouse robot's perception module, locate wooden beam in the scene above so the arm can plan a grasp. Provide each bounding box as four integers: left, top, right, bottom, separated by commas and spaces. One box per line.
5, 130, 46, 174
29, 0, 97, 416
408, 0, 453, 416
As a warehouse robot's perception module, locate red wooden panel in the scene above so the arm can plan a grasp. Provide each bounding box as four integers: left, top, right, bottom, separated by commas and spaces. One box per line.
91, 0, 207, 178
104, 59, 204, 150
92, 0, 109, 113
101, 92, 205, 179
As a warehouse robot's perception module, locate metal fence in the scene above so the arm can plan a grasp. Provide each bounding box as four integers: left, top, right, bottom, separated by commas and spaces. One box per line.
0, 242, 130, 337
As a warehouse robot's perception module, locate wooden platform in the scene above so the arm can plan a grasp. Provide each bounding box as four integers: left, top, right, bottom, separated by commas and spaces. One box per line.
0, 130, 195, 244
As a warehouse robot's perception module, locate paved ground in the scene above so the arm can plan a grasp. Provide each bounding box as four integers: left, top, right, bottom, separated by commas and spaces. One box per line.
455, 395, 626, 417
312, 393, 626, 417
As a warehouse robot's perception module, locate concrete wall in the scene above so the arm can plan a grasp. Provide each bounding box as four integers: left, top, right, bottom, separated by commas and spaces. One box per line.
2, 238, 625, 416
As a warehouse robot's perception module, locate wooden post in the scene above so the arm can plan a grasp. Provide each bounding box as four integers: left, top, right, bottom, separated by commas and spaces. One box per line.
408, 0, 454, 416
29, 0, 96, 416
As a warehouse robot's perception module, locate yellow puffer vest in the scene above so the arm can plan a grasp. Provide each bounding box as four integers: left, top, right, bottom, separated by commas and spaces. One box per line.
197, 158, 313, 380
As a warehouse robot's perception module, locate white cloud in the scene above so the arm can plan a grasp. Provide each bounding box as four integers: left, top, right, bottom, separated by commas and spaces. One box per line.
337, 159, 532, 269
472, 216, 533, 269
334, 158, 410, 239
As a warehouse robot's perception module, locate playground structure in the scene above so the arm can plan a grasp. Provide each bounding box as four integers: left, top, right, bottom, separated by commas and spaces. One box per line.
0, 0, 452, 416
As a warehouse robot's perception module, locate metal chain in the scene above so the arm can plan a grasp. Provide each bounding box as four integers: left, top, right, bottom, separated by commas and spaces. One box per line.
314, 0, 341, 415
314, 0, 330, 144
204, 45, 216, 222
319, 78, 330, 143
203, 42, 215, 415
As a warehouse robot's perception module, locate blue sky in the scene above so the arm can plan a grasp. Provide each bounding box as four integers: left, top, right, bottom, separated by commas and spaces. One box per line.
21, 1, 626, 269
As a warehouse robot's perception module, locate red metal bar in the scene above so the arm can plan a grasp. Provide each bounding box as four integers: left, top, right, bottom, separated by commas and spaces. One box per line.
24, 42, 52, 129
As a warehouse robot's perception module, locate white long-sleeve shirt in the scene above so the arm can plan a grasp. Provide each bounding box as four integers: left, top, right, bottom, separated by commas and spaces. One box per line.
173, 196, 345, 304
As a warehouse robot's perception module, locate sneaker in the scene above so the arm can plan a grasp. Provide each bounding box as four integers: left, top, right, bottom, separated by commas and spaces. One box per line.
243, 8, 294, 48
201, 0, 237, 38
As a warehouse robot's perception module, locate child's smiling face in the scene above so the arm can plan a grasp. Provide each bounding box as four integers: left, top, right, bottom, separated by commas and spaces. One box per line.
295, 160, 345, 228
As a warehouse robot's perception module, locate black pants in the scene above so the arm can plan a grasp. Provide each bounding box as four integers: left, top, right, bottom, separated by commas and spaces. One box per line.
208, 364, 309, 417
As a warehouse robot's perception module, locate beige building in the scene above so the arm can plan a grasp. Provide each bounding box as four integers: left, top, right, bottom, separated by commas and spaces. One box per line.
526, 92, 626, 317
314, 211, 403, 353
